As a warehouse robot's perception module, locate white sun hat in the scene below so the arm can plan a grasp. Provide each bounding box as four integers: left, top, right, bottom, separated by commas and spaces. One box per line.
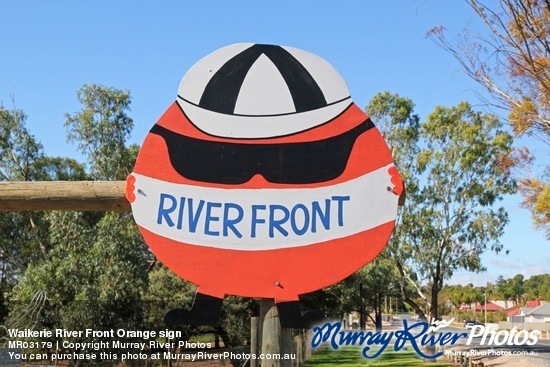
177, 43, 352, 139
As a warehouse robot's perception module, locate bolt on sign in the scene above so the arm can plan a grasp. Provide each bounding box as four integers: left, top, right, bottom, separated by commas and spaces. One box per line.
126, 44, 403, 328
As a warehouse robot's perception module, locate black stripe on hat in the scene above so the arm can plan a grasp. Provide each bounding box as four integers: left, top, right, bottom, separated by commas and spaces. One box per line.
262, 46, 327, 113
199, 44, 327, 115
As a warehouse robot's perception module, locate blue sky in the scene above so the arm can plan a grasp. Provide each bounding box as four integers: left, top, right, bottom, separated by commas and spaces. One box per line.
1, 0, 547, 287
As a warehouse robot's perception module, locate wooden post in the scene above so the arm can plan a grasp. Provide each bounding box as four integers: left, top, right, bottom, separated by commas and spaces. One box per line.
304, 330, 313, 360
0, 181, 129, 211
294, 333, 303, 367
250, 316, 260, 367
260, 299, 293, 367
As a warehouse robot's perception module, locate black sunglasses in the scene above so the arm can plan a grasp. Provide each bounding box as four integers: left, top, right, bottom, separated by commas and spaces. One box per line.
150, 120, 373, 185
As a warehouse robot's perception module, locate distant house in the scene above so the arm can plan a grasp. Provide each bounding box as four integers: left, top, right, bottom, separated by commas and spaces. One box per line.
482, 301, 504, 312
507, 307, 532, 322
492, 300, 517, 309
525, 299, 544, 308
506, 306, 523, 317
523, 303, 550, 323
460, 301, 504, 312
506, 299, 547, 322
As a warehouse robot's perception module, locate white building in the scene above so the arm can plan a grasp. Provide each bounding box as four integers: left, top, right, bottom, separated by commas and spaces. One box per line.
522, 303, 550, 323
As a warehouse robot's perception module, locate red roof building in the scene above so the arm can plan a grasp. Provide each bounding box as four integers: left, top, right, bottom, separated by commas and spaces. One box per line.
506, 305, 521, 317
481, 301, 504, 312
459, 301, 505, 312
525, 299, 543, 308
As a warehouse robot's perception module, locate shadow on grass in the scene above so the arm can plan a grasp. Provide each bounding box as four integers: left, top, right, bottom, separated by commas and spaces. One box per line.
303, 347, 454, 367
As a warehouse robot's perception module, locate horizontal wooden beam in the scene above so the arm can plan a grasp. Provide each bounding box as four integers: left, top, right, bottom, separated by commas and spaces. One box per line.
0, 180, 406, 212
0, 181, 130, 212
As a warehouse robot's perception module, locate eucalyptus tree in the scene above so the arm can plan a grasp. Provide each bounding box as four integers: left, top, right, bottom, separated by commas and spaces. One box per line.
428, 0, 550, 239
366, 93, 516, 321
3, 87, 150, 365
4, 85, 256, 365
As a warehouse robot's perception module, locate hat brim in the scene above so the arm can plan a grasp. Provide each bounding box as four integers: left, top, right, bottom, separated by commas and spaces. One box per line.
177, 96, 353, 139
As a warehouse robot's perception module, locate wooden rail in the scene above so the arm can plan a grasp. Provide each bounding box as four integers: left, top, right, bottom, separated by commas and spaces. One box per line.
0, 181, 129, 211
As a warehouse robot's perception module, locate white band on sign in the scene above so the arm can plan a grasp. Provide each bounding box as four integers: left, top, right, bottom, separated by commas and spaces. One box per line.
130, 164, 398, 251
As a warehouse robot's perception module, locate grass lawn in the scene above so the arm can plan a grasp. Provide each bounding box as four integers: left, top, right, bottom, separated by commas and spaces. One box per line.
303, 346, 454, 367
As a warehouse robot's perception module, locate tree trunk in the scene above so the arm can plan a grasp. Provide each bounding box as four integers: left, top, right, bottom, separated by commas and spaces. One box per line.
430, 273, 444, 322
430, 284, 439, 322
394, 260, 427, 321
425, 279, 442, 363
375, 292, 382, 331
359, 281, 365, 331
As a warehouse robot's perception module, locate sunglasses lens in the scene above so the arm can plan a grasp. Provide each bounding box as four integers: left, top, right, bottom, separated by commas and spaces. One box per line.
151, 120, 371, 184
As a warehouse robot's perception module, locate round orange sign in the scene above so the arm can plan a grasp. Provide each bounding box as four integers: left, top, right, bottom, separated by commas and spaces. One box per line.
127, 44, 402, 327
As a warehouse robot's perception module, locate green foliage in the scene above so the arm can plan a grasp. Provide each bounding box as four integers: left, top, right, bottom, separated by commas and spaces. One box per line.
1, 85, 257, 365
0, 106, 70, 320
303, 273, 363, 320
496, 274, 525, 304
418, 103, 515, 319
8, 212, 150, 327
143, 266, 193, 326
33, 156, 87, 181
366, 93, 429, 319
141, 265, 196, 351
417, 102, 516, 266
219, 297, 257, 346
441, 273, 549, 322
366, 91, 420, 195
494, 273, 550, 303
5, 212, 151, 366
0, 106, 43, 181
428, 0, 550, 239
0, 84, 523, 357
302, 254, 402, 329
524, 273, 550, 300
64, 84, 134, 180
366, 91, 420, 166
444, 284, 484, 306
366, 93, 516, 321
1, 87, 154, 366
519, 175, 550, 238
0, 105, 87, 182
358, 256, 401, 308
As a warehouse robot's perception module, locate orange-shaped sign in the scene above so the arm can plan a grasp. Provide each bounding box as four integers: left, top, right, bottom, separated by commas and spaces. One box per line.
127, 44, 402, 327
